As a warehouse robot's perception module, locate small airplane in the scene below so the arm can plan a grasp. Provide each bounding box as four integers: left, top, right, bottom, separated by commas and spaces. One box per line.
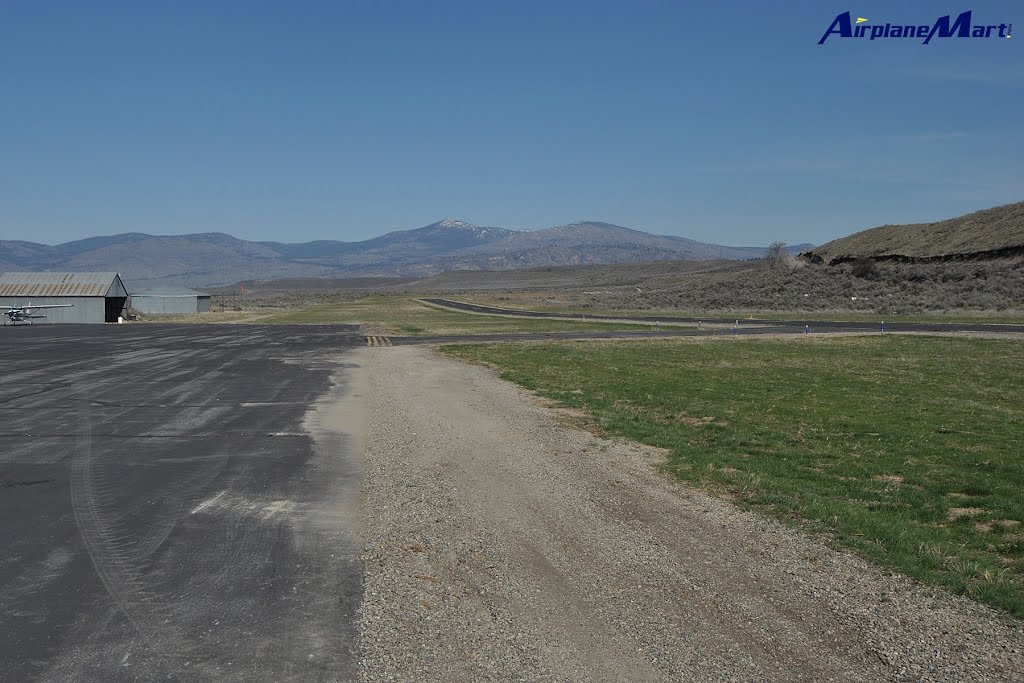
3, 303, 74, 325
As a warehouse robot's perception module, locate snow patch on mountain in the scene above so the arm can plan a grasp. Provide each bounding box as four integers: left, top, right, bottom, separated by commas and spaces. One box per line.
437, 219, 477, 230
432, 218, 516, 240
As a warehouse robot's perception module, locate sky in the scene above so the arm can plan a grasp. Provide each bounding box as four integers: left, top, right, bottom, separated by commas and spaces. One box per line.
1, 0, 1021, 247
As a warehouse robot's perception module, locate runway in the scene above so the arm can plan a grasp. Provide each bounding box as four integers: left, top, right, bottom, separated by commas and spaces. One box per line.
0, 324, 366, 681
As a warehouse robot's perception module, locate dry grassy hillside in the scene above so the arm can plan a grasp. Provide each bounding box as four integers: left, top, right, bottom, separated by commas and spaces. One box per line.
804, 201, 1024, 264
402, 256, 1024, 315
235, 255, 1023, 316
575, 259, 1024, 314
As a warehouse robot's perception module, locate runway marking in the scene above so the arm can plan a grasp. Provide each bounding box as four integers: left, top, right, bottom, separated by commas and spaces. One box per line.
365, 336, 393, 347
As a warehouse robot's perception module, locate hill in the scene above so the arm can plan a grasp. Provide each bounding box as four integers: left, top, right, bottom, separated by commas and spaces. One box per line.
802, 201, 1024, 264
0, 219, 788, 288
234, 254, 1023, 316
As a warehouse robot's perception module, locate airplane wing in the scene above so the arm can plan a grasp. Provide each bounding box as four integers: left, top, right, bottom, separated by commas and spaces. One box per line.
12, 304, 75, 310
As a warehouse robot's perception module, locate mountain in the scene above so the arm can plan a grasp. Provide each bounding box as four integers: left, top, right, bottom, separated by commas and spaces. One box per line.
435, 221, 781, 271
256, 220, 779, 276
0, 232, 313, 289
0, 218, 799, 288
259, 219, 515, 262
802, 201, 1024, 265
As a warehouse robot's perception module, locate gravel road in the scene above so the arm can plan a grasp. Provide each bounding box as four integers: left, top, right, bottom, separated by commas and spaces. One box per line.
358, 346, 1022, 682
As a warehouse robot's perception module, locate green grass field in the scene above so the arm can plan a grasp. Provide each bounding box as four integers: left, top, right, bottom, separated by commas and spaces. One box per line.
457, 294, 1024, 325
257, 295, 661, 335
443, 335, 1024, 617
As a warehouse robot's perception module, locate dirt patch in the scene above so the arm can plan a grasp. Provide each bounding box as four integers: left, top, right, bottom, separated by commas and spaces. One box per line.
873, 474, 905, 486
947, 507, 985, 521
637, 443, 670, 460
676, 414, 716, 427
358, 346, 1024, 682
534, 397, 601, 431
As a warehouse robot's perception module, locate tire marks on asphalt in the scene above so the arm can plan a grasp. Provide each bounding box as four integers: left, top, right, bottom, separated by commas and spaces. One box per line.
3, 325, 366, 681
70, 398, 190, 667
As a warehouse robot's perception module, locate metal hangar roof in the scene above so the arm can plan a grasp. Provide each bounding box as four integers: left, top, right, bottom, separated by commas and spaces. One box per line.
0, 272, 127, 298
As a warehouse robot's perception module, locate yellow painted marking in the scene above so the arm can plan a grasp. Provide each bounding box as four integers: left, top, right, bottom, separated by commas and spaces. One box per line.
856, 17, 868, 24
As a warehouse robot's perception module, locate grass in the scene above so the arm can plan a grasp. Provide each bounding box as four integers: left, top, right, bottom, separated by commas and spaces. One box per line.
443, 335, 1024, 617
457, 293, 1024, 325
135, 309, 289, 323
256, 295, 662, 335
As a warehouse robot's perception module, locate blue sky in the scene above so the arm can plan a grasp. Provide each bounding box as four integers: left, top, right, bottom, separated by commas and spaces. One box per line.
1, 1, 1020, 246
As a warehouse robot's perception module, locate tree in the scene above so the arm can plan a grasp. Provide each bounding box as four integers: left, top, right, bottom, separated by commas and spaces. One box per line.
766, 241, 787, 268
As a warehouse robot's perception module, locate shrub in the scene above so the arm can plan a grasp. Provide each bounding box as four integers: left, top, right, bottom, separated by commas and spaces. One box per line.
851, 257, 877, 278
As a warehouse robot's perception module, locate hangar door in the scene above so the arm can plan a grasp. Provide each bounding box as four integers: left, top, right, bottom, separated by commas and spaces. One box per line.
105, 275, 129, 322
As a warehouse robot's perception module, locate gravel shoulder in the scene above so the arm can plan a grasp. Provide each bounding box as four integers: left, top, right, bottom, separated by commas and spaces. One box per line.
358, 346, 1023, 682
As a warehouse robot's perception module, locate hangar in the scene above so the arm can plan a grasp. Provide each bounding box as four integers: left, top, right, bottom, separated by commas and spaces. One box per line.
0, 272, 129, 324
131, 286, 212, 315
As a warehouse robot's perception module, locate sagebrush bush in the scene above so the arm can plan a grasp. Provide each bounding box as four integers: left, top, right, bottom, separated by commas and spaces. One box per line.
237, 257, 1024, 317
531, 258, 1024, 315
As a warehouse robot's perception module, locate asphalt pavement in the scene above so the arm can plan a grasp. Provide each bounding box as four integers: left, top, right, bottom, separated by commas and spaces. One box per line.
1, 324, 365, 681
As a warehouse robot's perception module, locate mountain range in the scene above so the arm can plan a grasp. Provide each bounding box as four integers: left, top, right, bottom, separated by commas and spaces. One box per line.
1, 219, 805, 289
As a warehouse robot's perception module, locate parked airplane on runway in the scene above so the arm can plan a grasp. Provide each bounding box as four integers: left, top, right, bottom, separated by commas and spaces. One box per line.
3, 303, 73, 325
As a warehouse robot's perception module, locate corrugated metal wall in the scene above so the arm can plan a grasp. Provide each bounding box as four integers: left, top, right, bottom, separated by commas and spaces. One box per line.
0, 297, 107, 323
131, 295, 202, 315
